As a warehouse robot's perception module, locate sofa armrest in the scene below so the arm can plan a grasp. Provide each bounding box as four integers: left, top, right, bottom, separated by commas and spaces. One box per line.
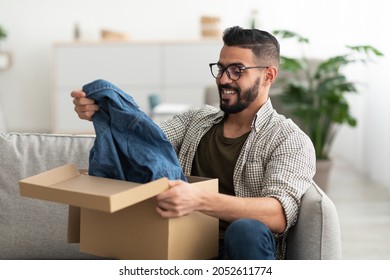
285, 183, 342, 260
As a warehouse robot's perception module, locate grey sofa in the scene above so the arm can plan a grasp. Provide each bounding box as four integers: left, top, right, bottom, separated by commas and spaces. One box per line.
0, 132, 342, 259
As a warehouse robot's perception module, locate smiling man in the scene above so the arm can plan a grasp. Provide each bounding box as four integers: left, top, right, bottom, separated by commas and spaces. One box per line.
71, 26, 316, 260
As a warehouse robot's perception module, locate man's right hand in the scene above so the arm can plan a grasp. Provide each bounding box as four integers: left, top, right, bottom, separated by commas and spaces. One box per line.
71, 90, 99, 121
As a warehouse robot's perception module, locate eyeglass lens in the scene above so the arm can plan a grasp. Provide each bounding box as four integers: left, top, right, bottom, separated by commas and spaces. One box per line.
211, 64, 242, 81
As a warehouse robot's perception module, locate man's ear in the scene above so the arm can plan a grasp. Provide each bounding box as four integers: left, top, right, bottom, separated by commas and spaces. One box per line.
265, 67, 278, 84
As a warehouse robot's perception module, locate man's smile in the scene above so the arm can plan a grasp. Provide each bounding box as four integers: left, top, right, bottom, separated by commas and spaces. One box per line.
219, 86, 239, 96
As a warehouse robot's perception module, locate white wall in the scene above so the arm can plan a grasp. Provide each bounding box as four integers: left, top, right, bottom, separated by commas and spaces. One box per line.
0, 0, 389, 189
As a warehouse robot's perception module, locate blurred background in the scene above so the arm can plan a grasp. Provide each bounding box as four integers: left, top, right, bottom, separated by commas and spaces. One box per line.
0, 0, 389, 259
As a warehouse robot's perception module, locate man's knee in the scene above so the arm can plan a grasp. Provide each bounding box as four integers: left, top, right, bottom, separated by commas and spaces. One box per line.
224, 218, 276, 260
225, 219, 273, 241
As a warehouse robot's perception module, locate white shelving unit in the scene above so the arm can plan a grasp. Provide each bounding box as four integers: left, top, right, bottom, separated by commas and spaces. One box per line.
51, 40, 222, 134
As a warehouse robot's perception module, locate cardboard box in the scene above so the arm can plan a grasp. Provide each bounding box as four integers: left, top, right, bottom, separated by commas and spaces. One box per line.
19, 164, 219, 260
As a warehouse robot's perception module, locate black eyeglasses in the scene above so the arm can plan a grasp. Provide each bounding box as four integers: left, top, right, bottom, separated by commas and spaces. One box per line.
209, 63, 268, 81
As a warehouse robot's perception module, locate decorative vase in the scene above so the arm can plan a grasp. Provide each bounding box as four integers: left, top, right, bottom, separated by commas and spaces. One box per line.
314, 159, 333, 192
0, 51, 11, 70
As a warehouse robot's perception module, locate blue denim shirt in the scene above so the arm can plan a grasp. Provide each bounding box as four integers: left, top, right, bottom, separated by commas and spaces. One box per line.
82, 79, 187, 183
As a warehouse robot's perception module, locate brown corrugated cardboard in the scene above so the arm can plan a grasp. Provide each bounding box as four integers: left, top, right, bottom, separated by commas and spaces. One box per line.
19, 164, 219, 260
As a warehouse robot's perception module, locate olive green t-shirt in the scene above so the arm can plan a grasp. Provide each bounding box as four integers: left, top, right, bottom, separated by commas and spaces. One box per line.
191, 120, 250, 235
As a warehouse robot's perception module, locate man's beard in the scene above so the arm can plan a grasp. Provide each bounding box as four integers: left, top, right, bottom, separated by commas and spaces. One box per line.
219, 77, 260, 114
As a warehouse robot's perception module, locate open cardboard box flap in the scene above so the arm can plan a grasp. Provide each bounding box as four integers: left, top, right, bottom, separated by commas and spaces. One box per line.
19, 163, 169, 213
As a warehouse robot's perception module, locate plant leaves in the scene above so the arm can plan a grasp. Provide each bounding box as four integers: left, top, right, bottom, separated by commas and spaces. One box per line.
272, 30, 309, 43
273, 29, 383, 159
280, 56, 306, 72
347, 45, 384, 57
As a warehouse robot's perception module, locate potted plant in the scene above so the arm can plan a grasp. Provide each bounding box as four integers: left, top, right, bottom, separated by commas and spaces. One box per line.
272, 30, 383, 190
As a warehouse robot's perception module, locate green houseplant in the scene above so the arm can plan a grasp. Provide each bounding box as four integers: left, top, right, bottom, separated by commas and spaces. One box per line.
272, 30, 383, 160
271, 30, 383, 189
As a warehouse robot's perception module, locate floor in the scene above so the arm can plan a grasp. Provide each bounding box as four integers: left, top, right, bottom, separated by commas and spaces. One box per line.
326, 159, 390, 260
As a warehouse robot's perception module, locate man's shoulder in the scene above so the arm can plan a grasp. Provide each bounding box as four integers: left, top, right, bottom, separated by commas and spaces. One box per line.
184, 104, 223, 122
259, 111, 312, 145
196, 104, 221, 115
267, 109, 303, 133
159, 105, 222, 131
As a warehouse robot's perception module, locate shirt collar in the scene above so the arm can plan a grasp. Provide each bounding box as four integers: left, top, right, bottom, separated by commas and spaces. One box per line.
251, 98, 275, 132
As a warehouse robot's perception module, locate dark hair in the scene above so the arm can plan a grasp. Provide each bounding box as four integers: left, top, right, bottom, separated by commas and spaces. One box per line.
222, 26, 280, 68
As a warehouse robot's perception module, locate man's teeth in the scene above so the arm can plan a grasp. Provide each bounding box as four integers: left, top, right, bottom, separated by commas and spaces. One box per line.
222, 89, 236, 95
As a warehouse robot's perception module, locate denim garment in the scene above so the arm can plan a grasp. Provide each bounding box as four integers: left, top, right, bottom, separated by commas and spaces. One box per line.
219, 219, 276, 260
83, 79, 187, 183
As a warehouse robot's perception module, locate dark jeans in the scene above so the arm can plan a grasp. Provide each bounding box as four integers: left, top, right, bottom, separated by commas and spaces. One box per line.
219, 219, 276, 260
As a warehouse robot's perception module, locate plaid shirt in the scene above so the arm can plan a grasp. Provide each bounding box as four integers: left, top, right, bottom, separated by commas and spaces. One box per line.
159, 98, 316, 259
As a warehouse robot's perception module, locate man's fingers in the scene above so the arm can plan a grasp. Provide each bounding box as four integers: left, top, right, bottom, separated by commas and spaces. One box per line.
70, 90, 85, 98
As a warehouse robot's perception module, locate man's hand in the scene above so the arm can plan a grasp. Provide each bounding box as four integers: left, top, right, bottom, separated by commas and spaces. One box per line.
155, 180, 204, 218
71, 90, 99, 121
156, 180, 287, 233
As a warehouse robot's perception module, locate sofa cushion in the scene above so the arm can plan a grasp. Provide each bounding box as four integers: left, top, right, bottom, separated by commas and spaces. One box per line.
0, 132, 97, 259
0, 102, 6, 132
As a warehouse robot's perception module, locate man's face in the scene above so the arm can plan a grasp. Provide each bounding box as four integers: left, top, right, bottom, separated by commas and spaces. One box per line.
219, 77, 260, 114
216, 46, 263, 114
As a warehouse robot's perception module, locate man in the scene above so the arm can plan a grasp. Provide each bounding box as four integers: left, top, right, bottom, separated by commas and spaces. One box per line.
71, 26, 316, 260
